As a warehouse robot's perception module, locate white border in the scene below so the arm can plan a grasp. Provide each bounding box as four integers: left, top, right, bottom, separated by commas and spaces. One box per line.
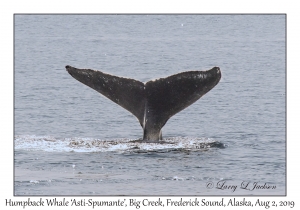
2, 0, 298, 209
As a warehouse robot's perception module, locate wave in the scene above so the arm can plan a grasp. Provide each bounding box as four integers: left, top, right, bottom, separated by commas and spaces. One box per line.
14, 135, 226, 153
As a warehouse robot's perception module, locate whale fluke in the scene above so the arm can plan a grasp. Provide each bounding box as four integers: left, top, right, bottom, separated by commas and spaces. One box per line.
66, 65, 221, 141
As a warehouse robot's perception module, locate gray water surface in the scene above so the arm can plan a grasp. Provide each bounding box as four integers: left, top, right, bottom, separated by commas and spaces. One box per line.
14, 14, 285, 195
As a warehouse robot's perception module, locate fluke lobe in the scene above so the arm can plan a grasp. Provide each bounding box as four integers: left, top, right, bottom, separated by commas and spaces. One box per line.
66, 65, 221, 141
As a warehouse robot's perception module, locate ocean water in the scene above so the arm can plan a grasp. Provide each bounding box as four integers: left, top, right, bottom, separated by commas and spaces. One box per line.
14, 14, 286, 195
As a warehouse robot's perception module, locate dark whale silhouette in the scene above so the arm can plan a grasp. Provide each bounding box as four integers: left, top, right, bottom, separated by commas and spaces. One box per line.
66, 65, 221, 141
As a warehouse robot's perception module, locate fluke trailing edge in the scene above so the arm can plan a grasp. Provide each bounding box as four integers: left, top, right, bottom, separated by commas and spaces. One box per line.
66, 65, 221, 141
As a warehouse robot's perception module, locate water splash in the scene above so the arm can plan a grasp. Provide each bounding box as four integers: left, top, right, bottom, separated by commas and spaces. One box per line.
14, 135, 226, 153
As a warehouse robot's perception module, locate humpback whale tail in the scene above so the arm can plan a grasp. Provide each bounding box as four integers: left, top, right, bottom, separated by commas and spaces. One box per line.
66, 65, 221, 141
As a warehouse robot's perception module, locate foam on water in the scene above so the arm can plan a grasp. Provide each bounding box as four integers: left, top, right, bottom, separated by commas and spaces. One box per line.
14, 135, 226, 153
